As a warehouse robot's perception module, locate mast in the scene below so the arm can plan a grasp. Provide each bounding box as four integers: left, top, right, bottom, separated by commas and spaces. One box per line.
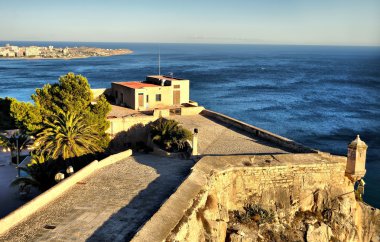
158, 44, 161, 75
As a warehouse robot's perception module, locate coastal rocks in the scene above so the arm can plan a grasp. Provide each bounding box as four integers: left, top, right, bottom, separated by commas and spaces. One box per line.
306, 223, 332, 242
152, 154, 379, 242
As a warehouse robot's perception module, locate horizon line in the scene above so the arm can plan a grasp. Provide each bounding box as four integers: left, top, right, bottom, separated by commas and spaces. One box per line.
0, 39, 379, 48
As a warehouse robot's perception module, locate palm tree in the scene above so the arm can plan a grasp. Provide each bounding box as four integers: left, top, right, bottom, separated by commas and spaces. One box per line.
150, 118, 192, 152
0, 132, 33, 164
35, 110, 103, 160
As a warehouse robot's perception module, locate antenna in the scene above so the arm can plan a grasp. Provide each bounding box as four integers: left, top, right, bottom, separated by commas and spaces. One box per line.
158, 44, 161, 75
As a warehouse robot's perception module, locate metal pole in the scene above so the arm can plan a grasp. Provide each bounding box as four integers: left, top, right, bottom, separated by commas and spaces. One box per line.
158, 45, 161, 75
16, 138, 20, 177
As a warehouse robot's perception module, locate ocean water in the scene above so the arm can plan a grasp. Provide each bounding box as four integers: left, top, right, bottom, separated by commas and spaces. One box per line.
1, 42, 379, 208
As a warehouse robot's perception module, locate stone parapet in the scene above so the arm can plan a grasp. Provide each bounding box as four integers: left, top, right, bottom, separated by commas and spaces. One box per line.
201, 109, 316, 153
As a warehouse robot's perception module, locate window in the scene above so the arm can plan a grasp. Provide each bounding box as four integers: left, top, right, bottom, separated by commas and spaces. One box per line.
115, 91, 118, 98
146, 95, 149, 102
174, 84, 180, 89
156, 94, 162, 101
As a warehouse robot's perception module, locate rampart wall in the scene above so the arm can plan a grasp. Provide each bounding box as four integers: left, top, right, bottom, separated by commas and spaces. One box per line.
201, 109, 316, 153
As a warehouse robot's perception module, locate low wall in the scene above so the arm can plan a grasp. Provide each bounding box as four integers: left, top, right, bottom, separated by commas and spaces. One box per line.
107, 106, 204, 136
91, 88, 111, 100
189, 100, 199, 106
0, 149, 132, 235
132, 153, 379, 242
181, 106, 205, 116
153, 109, 170, 117
201, 109, 316, 153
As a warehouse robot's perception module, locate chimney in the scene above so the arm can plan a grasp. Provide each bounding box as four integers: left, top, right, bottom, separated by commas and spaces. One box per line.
345, 135, 367, 181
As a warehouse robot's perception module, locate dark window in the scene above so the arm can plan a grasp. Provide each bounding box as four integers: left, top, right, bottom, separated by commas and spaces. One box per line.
174, 84, 180, 89
146, 95, 149, 102
156, 94, 162, 101
115, 91, 118, 98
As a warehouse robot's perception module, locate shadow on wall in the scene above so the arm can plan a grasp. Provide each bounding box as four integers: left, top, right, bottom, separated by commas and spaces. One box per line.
108, 123, 150, 153
85, 154, 193, 241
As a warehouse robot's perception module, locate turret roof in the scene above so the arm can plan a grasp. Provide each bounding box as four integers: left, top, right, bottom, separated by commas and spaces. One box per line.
348, 135, 368, 148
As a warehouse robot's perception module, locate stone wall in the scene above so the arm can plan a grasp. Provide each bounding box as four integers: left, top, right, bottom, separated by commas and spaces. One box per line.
108, 115, 157, 136
107, 107, 205, 139
181, 106, 205, 116
201, 109, 316, 153
132, 153, 380, 242
0, 149, 133, 236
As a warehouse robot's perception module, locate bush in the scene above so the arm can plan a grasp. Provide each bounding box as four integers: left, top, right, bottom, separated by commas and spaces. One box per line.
150, 118, 193, 152
232, 204, 275, 225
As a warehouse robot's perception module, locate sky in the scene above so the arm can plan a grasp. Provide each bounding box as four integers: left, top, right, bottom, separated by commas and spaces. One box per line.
0, 0, 379, 46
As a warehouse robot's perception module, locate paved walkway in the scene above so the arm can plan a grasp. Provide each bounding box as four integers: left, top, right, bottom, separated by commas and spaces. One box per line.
0, 114, 291, 242
0, 154, 193, 242
173, 114, 289, 155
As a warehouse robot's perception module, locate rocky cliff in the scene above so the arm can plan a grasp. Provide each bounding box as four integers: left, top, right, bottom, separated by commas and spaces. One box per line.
132, 153, 380, 242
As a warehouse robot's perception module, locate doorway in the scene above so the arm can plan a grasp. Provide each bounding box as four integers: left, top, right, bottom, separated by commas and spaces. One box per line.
138, 93, 144, 107
173, 90, 180, 105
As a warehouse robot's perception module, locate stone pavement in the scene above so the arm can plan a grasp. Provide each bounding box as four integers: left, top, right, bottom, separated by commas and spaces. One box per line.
0, 154, 193, 242
173, 114, 289, 155
0, 114, 291, 242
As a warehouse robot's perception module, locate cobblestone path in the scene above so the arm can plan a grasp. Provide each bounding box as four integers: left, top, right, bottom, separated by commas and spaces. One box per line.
0, 154, 193, 242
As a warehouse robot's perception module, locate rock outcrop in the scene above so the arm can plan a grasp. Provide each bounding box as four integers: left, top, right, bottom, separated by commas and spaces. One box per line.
132, 153, 380, 242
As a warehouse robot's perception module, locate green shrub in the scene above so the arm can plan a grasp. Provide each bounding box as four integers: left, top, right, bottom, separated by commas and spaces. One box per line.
232, 204, 275, 225
150, 118, 193, 152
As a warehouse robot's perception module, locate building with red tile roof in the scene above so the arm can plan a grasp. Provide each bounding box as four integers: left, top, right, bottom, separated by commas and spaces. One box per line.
111, 75, 189, 110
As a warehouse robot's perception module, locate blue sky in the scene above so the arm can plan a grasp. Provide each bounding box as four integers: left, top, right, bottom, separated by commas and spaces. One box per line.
0, 0, 379, 46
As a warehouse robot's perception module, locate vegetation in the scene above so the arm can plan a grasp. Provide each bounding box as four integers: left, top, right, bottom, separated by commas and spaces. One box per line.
232, 204, 275, 225
150, 118, 193, 152
11, 154, 58, 191
0, 131, 33, 164
5, 73, 111, 193
10, 100, 42, 133
11, 72, 110, 153
35, 110, 104, 160
0, 97, 17, 130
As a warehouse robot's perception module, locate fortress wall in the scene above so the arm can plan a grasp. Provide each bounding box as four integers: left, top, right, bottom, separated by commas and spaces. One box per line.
0, 149, 133, 236
132, 153, 380, 242
201, 109, 316, 153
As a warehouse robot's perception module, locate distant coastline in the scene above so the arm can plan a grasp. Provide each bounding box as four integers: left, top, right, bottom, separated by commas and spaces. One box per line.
0, 44, 133, 60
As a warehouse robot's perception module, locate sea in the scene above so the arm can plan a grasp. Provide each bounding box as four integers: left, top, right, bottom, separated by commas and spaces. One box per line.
0, 41, 379, 208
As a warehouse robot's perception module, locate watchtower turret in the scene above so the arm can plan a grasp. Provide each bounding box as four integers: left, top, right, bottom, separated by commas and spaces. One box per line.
345, 135, 367, 181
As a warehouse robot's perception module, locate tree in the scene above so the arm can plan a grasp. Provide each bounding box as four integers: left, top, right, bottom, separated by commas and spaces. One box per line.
0, 97, 17, 131
35, 110, 104, 160
150, 118, 193, 152
32, 72, 93, 116
0, 132, 33, 163
11, 72, 110, 149
10, 100, 42, 134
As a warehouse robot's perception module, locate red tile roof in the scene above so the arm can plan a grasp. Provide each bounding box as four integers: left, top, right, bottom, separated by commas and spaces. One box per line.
114, 81, 159, 89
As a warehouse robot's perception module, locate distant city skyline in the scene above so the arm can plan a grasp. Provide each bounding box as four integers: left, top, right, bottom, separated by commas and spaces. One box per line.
0, 0, 379, 46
